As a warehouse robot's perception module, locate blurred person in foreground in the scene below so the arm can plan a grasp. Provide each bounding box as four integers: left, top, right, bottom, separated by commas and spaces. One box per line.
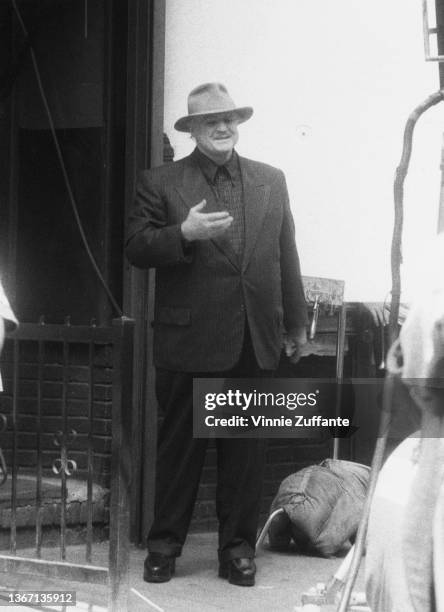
366, 233, 444, 612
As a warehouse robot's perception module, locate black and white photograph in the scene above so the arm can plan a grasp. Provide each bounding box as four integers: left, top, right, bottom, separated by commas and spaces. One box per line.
0, 1, 443, 610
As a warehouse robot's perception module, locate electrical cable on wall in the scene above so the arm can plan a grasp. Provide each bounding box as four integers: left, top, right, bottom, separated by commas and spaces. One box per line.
10, 0, 124, 318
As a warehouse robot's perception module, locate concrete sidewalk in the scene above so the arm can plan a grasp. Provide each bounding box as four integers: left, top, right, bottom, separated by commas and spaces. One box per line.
129, 533, 364, 612
0, 533, 365, 611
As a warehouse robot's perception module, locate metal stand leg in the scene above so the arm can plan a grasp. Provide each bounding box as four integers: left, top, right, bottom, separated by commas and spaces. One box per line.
333, 305, 347, 460
255, 508, 285, 552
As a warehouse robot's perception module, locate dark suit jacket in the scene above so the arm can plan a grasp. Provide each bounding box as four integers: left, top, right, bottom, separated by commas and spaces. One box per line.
126, 150, 308, 372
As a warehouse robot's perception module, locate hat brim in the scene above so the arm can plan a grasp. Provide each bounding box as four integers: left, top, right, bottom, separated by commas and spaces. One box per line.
174, 106, 253, 133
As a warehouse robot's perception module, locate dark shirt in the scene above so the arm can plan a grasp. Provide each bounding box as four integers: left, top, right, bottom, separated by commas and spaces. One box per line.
192, 146, 241, 185
192, 147, 245, 255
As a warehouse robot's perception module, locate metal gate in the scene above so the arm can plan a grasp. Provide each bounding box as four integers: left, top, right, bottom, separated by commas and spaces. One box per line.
0, 317, 134, 611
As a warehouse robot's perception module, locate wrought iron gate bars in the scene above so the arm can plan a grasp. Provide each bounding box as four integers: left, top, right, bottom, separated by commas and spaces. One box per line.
0, 317, 134, 612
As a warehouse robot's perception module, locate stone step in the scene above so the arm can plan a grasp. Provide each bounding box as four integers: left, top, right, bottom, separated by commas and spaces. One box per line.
0, 474, 109, 549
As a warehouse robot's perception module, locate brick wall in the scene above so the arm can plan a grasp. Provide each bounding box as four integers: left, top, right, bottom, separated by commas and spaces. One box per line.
0, 338, 114, 487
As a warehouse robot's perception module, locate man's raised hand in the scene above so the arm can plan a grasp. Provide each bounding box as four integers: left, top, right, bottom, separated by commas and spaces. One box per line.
181, 199, 233, 241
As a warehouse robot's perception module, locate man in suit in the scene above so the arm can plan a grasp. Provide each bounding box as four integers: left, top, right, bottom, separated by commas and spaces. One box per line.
126, 82, 308, 586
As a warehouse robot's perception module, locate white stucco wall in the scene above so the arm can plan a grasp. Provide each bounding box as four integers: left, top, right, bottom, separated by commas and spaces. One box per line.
164, 0, 442, 301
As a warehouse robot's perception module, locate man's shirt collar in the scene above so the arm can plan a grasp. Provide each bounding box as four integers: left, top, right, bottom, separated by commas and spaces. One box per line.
192, 147, 239, 184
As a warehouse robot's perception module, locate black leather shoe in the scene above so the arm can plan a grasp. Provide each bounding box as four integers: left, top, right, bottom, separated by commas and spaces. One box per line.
143, 553, 176, 583
219, 558, 256, 586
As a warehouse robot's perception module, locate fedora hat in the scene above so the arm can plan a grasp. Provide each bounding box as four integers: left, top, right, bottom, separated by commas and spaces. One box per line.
174, 82, 253, 132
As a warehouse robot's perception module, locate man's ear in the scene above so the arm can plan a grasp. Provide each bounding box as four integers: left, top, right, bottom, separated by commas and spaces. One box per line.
386, 338, 403, 375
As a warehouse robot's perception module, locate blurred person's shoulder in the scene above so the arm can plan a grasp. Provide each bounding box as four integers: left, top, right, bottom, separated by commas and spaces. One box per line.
0, 279, 18, 330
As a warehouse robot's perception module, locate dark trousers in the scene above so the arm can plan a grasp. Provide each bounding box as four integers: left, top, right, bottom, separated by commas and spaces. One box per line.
147, 328, 269, 562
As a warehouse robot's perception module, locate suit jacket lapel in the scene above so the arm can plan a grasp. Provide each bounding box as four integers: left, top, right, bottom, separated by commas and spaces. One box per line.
240, 157, 272, 272
176, 156, 240, 270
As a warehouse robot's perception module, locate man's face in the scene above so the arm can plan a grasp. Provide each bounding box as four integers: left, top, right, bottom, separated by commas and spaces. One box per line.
191, 114, 239, 164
